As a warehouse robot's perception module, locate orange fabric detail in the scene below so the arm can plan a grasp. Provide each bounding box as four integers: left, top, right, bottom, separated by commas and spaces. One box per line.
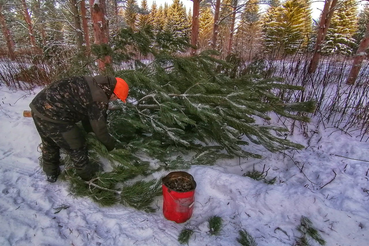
114, 77, 129, 102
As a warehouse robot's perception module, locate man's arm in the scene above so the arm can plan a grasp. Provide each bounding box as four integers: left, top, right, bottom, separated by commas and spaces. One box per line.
87, 101, 116, 151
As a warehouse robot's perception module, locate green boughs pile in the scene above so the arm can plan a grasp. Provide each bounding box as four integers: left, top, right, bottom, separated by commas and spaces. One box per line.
114, 51, 315, 159
63, 28, 315, 210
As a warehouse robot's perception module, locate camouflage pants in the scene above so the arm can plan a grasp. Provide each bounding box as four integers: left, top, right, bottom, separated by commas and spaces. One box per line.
31, 113, 90, 177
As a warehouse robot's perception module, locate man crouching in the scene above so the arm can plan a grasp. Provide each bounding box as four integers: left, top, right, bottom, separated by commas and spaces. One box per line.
29, 75, 129, 182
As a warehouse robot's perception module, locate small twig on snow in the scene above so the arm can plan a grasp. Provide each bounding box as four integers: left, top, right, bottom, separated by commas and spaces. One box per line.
320, 170, 337, 189
332, 154, 369, 163
282, 152, 319, 185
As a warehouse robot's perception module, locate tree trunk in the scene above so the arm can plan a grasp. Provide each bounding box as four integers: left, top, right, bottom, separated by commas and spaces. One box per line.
227, 0, 238, 56
70, 0, 84, 49
21, 0, 37, 50
211, 0, 221, 49
308, 0, 338, 73
346, 20, 369, 85
0, 4, 15, 60
191, 0, 201, 55
81, 0, 90, 52
89, 0, 111, 71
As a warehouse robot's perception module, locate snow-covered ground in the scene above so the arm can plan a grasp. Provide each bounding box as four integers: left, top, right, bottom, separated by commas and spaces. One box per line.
1, 85, 368, 246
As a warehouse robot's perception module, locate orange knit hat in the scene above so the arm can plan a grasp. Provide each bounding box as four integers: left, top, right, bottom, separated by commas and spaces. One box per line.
114, 77, 129, 102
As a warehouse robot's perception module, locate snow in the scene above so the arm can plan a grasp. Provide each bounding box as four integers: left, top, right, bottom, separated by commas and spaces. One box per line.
1, 84, 369, 246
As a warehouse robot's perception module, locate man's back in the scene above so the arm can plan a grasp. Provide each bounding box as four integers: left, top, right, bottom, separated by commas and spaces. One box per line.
30, 77, 92, 124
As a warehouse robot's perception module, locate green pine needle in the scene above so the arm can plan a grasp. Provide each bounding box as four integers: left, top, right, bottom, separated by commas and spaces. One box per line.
178, 228, 194, 245
121, 180, 162, 212
208, 216, 223, 235
237, 229, 257, 246
67, 173, 119, 206
297, 216, 326, 246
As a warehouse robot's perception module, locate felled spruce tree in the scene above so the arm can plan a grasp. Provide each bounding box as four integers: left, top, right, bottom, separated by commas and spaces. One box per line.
65, 27, 315, 209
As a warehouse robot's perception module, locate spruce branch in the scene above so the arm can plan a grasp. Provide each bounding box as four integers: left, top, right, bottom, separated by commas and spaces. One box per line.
120, 180, 162, 212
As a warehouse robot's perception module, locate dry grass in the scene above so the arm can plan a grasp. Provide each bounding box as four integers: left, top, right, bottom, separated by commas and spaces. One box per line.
266, 54, 369, 140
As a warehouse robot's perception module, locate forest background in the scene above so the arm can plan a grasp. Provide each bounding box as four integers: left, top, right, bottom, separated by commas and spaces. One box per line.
0, 0, 368, 73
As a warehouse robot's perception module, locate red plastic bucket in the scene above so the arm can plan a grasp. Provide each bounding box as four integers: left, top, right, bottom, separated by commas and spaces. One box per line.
162, 171, 197, 223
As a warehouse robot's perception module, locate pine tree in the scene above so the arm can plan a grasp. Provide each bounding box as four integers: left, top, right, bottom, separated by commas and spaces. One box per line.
137, 0, 150, 30
44, 0, 64, 44
164, 0, 190, 40
148, 1, 158, 30
198, 4, 214, 50
321, 0, 358, 56
217, 0, 233, 55
261, 0, 281, 57
262, 0, 311, 57
125, 0, 138, 30
0, 0, 15, 59
353, 5, 369, 48
155, 5, 166, 33
234, 0, 262, 60
301, 0, 313, 47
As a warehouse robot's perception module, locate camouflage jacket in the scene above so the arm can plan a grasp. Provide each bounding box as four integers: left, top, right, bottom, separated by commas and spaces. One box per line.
30, 75, 117, 151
